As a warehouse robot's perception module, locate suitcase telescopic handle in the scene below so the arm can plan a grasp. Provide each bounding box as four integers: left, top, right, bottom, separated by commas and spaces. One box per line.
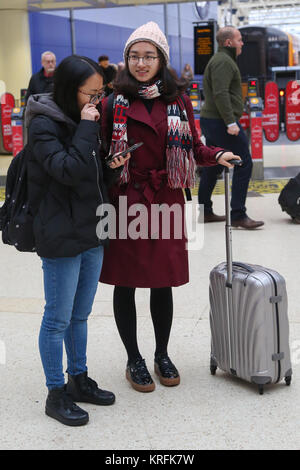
224, 160, 242, 286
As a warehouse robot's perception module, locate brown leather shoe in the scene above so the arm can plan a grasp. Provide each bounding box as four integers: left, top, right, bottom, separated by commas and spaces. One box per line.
203, 213, 226, 223
231, 216, 264, 230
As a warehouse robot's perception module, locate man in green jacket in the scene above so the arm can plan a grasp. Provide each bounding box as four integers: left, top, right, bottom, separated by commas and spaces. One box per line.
198, 26, 264, 229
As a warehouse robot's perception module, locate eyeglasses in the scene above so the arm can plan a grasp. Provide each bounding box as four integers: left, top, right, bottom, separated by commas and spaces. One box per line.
128, 55, 159, 66
78, 89, 106, 104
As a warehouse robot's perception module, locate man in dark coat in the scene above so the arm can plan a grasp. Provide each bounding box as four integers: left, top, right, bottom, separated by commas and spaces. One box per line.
198, 27, 264, 229
25, 51, 56, 104
98, 55, 116, 96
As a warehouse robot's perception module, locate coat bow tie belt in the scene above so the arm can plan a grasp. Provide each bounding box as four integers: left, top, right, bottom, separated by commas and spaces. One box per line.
130, 168, 168, 204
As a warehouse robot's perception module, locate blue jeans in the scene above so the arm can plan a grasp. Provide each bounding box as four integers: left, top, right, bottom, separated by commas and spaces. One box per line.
39, 246, 103, 390
198, 118, 253, 221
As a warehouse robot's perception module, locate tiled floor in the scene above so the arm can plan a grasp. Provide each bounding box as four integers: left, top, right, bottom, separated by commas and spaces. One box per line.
0, 192, 299, 450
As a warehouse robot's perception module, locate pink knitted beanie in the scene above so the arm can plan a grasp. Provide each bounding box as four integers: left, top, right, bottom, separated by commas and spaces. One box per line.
123, 21, 170, 64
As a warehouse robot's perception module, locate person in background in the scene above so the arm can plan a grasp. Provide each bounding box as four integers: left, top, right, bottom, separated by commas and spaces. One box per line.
98, 54, 117, 96
99, 22, 240, 394
25, 51, 56, 104
181, 63, 194, 92
198, 26, 264, 229
117, 61, 125, 73
26, 55, 126, 426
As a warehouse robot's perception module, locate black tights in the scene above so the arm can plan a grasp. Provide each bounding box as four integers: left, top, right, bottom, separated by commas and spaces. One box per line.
113, 286, 173, 362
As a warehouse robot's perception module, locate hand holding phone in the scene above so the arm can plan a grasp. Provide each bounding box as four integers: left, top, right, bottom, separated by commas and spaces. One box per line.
105, 142, 143, 165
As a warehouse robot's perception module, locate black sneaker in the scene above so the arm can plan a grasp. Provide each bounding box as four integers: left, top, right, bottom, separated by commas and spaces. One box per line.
66, 371, 115, 406
126, 358, 155, 392
45, 386, 89, 426
154, 354, 180, 387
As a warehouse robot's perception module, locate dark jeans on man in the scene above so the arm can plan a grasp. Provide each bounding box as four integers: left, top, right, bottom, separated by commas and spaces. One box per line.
198, 118, 253, 221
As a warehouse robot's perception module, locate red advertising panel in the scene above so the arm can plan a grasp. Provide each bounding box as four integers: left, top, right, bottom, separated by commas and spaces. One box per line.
250, 117, 263, 160
263, 81, 279, 142
11, 121, 24, 157
286, 80, 300, 141
194, 115, 202, 139
239, 112, 249, 130
0, 92, 15, 153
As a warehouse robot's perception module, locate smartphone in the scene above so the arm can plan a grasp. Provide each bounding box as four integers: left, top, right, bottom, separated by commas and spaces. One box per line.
105, 142, 144, 165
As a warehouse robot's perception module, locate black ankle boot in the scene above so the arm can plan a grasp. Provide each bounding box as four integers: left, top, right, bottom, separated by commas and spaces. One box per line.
45, 386, 89, 426
66, 371, 115, 406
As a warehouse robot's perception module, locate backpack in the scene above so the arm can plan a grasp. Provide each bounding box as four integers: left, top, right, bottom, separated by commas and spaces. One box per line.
0, 145, 36, 252
278, 173, 300, 220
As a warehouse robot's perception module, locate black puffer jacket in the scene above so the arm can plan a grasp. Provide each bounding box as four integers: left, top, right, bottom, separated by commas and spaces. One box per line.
26, 93, 116, 258
25, 68, 54, 104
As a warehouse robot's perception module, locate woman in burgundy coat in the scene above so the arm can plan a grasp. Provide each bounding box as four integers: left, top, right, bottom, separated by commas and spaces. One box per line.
100, 22, 240, 392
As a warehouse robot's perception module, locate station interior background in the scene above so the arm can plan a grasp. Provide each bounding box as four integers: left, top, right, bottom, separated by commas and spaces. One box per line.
0, 1, 300, 451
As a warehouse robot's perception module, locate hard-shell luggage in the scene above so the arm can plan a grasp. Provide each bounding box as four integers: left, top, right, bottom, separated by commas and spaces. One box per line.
209, 163, 292, 394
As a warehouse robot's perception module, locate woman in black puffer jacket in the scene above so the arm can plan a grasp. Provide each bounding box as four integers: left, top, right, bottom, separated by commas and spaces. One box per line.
26, 55, 127, 427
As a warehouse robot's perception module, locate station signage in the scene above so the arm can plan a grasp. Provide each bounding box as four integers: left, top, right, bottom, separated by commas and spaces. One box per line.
194, 24, 215, 75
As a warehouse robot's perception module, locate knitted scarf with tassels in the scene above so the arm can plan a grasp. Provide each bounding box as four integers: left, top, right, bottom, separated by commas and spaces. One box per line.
109, 80, 195, 189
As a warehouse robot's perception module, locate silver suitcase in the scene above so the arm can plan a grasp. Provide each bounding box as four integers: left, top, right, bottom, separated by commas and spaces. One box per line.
209, 163, 292, 394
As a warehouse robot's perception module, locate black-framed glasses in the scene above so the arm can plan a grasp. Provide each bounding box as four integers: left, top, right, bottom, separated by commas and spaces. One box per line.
78, 88, 106, 104
127, 55, 159, 66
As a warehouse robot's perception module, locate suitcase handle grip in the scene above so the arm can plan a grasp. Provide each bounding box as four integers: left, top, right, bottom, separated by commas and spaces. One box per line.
232, 262, 255, 273
225, 160, 243, 173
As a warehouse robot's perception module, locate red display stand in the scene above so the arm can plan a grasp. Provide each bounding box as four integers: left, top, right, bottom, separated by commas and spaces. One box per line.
263, 82, 279, 142
250, 116, 263, 160
285, 80, 300, 141
0, 92, 15, 153
239, 112, 250, 130
11, 107, 25, 157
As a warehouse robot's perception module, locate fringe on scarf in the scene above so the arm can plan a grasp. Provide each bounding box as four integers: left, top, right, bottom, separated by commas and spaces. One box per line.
166, 148, 196, 188
166, 103, 195, 188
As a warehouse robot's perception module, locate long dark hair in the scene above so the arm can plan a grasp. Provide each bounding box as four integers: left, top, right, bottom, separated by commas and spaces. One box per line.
53, 55, 104, 123
113, 48, 188, 103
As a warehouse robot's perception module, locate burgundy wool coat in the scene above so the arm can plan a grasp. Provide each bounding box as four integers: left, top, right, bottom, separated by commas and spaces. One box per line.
99, 94, 223, 288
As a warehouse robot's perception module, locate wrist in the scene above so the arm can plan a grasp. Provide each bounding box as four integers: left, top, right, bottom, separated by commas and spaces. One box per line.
215, 150, 226, 162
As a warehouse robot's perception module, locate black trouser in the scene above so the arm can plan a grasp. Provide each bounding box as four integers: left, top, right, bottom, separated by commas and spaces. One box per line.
198, 118, 253, 221
113, 286, 173, 362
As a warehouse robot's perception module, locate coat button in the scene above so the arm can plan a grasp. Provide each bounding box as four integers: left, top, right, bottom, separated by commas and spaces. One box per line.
134, 183, 140, 189
131, 161, 136, 168
129, 138, 135, 145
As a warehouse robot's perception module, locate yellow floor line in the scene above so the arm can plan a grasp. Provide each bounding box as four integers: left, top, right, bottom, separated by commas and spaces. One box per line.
0, 179, 291, 202
191, 179, 290, 196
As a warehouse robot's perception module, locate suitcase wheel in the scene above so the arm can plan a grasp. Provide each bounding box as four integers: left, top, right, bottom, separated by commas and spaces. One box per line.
210, 365, 217, 375
258, 385, 264, 395
285, 376, 292, 386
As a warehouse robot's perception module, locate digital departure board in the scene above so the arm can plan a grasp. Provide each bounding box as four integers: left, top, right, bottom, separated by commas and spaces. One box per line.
194, 24, 215, 75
